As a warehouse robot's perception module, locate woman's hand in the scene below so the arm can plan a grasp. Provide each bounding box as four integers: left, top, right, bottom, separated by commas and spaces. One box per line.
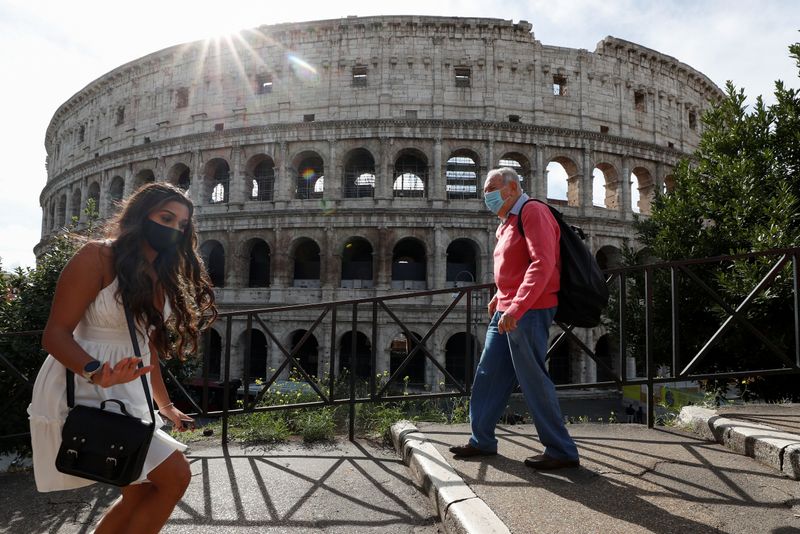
159, 404, 195, 432
92, 357, 154, 388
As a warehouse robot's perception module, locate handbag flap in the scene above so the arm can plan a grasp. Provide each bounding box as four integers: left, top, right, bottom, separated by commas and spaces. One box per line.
61, 404, 153, 456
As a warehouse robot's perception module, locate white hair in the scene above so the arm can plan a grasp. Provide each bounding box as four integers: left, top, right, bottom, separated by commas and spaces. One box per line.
486, 167, 523, 191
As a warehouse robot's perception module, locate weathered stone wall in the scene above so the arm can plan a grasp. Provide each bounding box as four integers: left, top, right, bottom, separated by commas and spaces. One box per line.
38, 16, 723, 388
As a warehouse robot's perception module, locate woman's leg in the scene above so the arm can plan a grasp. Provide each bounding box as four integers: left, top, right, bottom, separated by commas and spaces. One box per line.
94, 483, 153, 534
95, 451, 191, 534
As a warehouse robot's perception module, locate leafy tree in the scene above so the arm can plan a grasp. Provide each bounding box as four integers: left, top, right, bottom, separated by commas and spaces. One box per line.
629, 42, 800, 401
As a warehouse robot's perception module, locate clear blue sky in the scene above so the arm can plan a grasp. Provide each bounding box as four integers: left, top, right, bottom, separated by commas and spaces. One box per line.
1, 0, 798, 270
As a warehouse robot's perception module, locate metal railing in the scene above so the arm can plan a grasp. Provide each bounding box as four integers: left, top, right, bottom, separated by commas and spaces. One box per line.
2, 246, 798, 447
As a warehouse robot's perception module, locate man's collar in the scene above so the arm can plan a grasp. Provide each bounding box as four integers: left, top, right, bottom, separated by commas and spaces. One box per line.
499, 193, 530, 222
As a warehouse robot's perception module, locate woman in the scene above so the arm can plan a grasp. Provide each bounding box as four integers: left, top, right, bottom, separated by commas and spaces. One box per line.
28, 183, 217, 533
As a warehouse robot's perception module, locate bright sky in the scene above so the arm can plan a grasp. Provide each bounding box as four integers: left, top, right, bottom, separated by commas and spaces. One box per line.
1, 0, 798, 270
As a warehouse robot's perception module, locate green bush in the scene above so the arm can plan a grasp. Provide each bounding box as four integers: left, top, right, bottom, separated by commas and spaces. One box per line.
296, 408, 336, 443
229, 411, 290, 444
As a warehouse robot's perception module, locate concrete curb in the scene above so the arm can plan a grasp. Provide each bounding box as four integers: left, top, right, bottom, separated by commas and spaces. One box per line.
678, 406, 800, 480
391, 421, 511, 534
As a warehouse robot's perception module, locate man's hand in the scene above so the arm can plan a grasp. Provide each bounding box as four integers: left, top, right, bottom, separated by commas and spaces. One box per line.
92, 357, 154, 388
497, 312, 518, 334
488, 296, 498, 317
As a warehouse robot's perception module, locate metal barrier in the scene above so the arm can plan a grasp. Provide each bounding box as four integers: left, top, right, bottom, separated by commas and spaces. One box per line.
2, 246, 799, 446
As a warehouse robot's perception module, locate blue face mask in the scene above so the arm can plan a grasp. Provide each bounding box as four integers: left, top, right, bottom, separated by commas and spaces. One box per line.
484, 189, 505, 214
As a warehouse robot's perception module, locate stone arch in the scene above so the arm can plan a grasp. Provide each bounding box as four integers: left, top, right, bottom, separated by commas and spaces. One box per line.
391, 237, 427, 290
289, 329, 319, 378
247, 154, 276, 201
446, 238, 480, 286
293, 151, 324, 200
389, 330, 425, 390
444, 332, 480, 387
70, 188, 82, 222
338, 330, 372, 379
546, 155, 580, 207
239, 328, 269, 381
290, 237, 321, 288
445, 149, 480, 200
204, 158, 231, 204
48, 201, 56, 231
167, 163, 191, 191
548, 338, 573, 384
87, 181, 101, 216
341, 236, 374, 288
57, 194, 67, 228
109, 176, 124, 211
595, 334, 615, 383
631, 166, 654, 214
393, 149, 428, 198
133, 168, 155, 192
200, 240, 225, 287
593, 162, 619, 209
343, 148, 376, 199
244, 237, 271, 287
596, 245, 623, 270
498, 152, 531, 190
205, 327, 223, 379
663, 174, 676, 194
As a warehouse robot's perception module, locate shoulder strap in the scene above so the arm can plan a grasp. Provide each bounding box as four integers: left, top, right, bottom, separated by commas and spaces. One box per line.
65, 302, 156, 427
516, 198, 536, 238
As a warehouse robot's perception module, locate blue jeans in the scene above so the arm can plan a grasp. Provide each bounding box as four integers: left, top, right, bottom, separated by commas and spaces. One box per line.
468, 308, 579, 461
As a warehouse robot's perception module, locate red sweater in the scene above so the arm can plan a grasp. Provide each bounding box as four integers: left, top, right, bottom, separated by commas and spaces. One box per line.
494, 197, 560, 319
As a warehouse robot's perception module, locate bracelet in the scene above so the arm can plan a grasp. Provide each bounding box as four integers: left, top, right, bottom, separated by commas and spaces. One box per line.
159, 402, 174, 411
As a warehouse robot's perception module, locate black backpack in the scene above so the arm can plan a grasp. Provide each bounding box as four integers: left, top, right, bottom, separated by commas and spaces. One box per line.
517, 199, 609, 327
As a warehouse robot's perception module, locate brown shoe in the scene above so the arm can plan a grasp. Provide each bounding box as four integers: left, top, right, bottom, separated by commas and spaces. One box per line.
449, 444, 497, 458
524, 454, 579, 470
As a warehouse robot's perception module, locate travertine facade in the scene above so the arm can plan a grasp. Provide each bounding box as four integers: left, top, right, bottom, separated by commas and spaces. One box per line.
39, 16, 722, 389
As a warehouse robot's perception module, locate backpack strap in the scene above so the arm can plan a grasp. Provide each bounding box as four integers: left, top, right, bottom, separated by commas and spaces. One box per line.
515, 199, 535, 239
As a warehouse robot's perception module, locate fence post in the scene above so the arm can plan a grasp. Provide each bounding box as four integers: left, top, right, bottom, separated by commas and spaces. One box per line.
645, 267, 655, 428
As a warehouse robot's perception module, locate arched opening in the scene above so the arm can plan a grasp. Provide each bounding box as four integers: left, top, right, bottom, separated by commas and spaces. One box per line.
133, 169, 155, 192
292, 238, 321, 288
393, 151, 427, 198
446, 239, 478, 286
205, 159, 230, 204
242, 329, 268, 382
631, 167, 654, 214
201, 240, 225, 287
247, 239, 271, 287
446, 151, 479, 200
109, 176, 124, 211
663, 174, 676, 194
290, 330, 319, 378
498, 153, 530, 190
444, 333, 480, 387
87, 182, 100, 215
206, 329, 222, 379
295, 152, 324, 200
57, 195, 67, 228
341, 237, 373, 288
49, 202, 56, 231
70, 189, 82, 222
250, 156, 275, 201
546, 157, 579, 207
168, 163, 191, 191
389, 332, 425, 391
548, 339, 572, 385
339, 331, 371, 380
595, 245, 623, 270
595, 334, 615, 383
391, 238, 427, 290
593, 163, 619, 210
343, 149, 376, 198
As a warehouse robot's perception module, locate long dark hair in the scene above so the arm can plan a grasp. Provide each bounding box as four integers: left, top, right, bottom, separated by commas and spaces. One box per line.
108, 182, 216, 360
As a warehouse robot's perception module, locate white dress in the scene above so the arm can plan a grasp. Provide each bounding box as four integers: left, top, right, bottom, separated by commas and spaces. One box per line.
27, 277, 187, 492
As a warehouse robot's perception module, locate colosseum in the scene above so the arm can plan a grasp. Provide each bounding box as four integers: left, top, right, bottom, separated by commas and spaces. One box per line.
39, 16, 723, 393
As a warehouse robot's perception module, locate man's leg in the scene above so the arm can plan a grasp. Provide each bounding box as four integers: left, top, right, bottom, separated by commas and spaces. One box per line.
467, 311, 518, 452
508, 308, 578, 461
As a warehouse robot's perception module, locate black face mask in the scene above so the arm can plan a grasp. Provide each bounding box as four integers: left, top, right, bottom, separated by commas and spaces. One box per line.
143, 219, 183, 254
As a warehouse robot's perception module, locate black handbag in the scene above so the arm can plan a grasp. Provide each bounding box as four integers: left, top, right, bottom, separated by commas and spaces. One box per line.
54, 303, 156, 486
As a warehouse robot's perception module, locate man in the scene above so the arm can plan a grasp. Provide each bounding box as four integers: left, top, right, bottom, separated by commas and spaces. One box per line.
449, 167, 579, 470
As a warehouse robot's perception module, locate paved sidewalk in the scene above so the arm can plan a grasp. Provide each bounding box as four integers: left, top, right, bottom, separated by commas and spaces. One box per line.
393, 412, 800, 534
0, 439, 442, 534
